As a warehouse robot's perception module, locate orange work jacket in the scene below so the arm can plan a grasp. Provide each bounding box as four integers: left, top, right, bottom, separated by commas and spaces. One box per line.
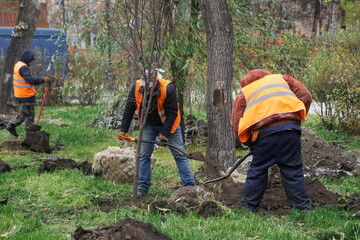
238, 74, 306, 142
135, 78, 181, 133
13, 61, 36, 98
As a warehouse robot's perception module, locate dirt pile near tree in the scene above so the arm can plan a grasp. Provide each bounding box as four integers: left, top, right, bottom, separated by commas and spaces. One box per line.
301, 128, 360, 178
72, 218, 172, 240
192, 128, 360, 214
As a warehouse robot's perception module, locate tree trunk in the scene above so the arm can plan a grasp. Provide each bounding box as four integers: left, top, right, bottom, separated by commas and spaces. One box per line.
312, 0, 321, 36
200, 0, 235, 171
0, 0, 41, 114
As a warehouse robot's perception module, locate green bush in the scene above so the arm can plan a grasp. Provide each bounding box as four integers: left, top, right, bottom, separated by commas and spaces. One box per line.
61, 49, 106, 105
304, 30, 360, 135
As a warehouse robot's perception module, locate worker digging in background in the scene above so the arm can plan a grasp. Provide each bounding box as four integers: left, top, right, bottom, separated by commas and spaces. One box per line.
6, 50, 52, 137
118, 70, 194, 199
231, 68, 313, 212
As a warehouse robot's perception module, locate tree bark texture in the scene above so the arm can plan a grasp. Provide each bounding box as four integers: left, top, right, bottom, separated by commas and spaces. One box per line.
0, 0, 41, 114
200, 0, 235, 171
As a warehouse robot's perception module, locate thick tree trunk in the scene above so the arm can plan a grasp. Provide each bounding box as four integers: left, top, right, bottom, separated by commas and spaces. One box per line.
200, 0, 235, 171
0, 0, 41, 114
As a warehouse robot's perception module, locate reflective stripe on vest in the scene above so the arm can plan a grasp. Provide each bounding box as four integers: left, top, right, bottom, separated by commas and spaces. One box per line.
13, 61, 36, 98
238, 74, 306, 142
135, 78, 181, 133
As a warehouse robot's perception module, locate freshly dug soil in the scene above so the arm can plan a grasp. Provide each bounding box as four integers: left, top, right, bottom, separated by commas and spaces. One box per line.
38, 157, 93, 175
301, 129, 360, 178
72, 218, 172, 240
21, 130, 52, 153
216, 166, 343, 215
0, 158, 12, 173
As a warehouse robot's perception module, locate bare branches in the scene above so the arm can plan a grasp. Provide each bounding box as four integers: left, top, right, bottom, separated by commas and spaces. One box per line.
111, 0, 173, 80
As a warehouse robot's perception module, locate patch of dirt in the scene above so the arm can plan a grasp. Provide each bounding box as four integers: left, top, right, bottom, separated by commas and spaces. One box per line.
197, 200, 224, 219
72, 217, 172, 240
93, 194, 126, 213
1, 140, 28, 151
191, 129, 360, 214
22, 130, 52, 153
0, 158, 12, 173
301, 129, 360, 178
1, 138, 62, 155
38, 157, 93, 175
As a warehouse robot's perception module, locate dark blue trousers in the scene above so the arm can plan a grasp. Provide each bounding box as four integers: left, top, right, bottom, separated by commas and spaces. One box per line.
241, 126, 311, 212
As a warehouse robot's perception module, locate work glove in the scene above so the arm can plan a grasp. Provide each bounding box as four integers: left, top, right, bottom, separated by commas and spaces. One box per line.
118, 131, 127, 145
118, 131, 136, 143
157, 134, 168, 147
44, 76, 55, 84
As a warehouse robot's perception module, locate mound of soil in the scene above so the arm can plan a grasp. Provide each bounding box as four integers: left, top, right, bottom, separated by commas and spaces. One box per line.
72, 218, 172, 240
0, 158, 12, 173
301, 129, 360, 178
22, 130, 52, 153
38, 157, 93, 175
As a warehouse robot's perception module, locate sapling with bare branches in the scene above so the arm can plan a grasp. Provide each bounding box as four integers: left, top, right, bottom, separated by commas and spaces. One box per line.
111, 0, 174, 203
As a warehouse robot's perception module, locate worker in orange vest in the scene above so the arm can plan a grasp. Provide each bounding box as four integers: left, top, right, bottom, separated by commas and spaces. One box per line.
118, 70, 194, 199
6, 50, 51, 137
232, 68, 312, 212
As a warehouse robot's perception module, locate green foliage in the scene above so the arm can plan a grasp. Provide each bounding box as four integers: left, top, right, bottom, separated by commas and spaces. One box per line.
304, 29, 360, 134
61, 50, 107, 105
321, 175, 360, 196
341, 0, 360, 30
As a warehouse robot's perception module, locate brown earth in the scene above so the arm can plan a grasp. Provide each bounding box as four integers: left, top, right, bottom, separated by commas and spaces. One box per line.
72, 218, 172, 240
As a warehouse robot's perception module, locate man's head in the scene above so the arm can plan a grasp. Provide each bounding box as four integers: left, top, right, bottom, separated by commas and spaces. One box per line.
240, 68, 271, 88
20, 50, 36, 66
140, 70, 158, 93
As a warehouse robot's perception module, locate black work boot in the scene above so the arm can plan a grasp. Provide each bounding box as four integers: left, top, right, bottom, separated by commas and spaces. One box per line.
6, 123, 18, 137
137, 189, 148, 200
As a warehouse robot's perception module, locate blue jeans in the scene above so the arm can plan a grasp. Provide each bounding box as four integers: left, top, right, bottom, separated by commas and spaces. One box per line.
138, 123, 194, 192
241, 128, 311, 212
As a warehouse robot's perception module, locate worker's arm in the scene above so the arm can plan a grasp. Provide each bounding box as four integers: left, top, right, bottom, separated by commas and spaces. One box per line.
283, 75, 312, 114
19, 66, 45, 85
231, 91, 246, 136
160, 83, 178, 137
120, 83, 137, 133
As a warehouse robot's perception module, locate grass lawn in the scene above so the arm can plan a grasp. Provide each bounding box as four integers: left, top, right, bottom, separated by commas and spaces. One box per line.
0, 105, 359, 239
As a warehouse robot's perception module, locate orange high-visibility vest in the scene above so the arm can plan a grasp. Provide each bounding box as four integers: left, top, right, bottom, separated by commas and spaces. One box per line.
135, 78, 181, 133
13, 61, 36, 98
238, 74, 306, 142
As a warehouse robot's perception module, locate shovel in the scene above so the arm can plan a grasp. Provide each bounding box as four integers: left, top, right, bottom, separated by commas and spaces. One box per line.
119, 134, 252, 184
36, 76, 56, 124
118, 134, 189, 156
202, 151, 252, 184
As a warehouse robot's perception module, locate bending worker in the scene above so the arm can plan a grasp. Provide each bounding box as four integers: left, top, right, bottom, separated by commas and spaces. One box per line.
118, 70, 194, 199
6, 50, 51, 137
231, 68, 312, 212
